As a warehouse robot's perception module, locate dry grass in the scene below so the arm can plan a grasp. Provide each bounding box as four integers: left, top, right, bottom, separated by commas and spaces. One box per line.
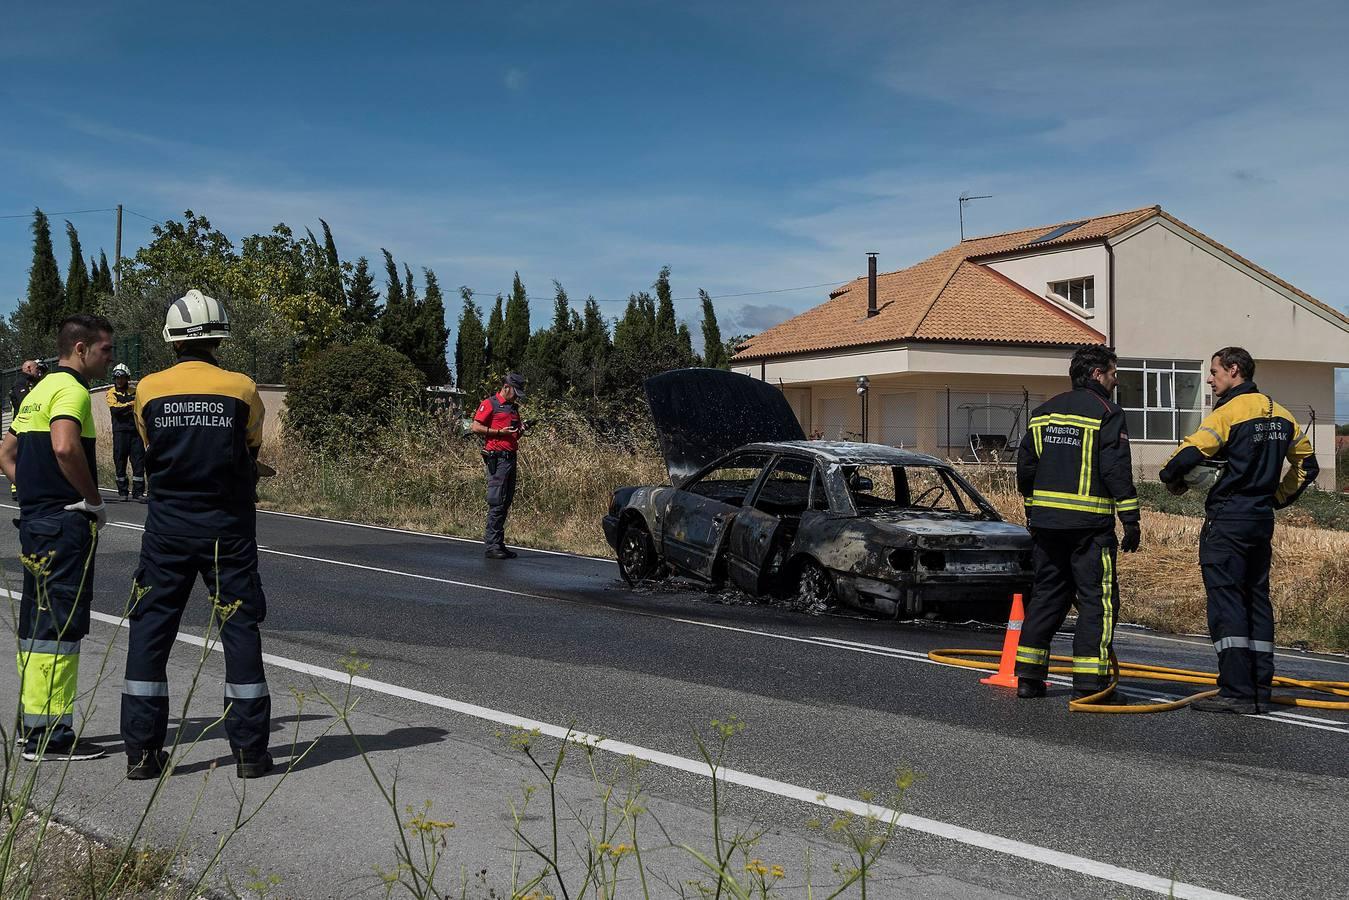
255, 409, 668, 558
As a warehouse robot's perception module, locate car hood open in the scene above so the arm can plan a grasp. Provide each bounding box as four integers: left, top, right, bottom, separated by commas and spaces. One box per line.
644, 368, 806, 486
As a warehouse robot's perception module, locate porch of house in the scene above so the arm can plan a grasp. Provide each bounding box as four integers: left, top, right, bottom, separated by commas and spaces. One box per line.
777, 372, 1069, 463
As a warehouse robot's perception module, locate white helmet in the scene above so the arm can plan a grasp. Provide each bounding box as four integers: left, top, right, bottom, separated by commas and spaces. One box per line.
111, 363, 131, 378
1183, 461, 1225, 492
163, 289, 231, 343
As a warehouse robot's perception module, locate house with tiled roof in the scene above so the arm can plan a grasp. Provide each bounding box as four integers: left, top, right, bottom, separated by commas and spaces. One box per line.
731, 206, 1349, 487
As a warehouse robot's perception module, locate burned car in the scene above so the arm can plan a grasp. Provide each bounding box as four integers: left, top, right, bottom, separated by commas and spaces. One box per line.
602, 369, 1032, 618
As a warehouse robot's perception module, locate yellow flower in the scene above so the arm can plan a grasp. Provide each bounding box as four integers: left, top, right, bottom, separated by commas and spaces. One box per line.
771, 865, 785, 879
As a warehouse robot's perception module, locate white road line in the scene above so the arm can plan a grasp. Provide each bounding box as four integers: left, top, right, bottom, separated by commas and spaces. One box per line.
7, 506, 1347, 735
92, 488, 617, 564
75, 606, 1244, 900
1116, 628, 1349, 669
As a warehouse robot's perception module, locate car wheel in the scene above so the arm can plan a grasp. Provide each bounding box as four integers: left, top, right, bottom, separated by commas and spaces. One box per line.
795, 558, 837, 614
618, 519, 663, 586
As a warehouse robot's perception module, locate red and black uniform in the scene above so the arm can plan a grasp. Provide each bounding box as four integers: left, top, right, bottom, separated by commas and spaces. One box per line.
106, 384, 146, 499
1160, 381, 1317, 706
474, 392, 521, 552
1014, 381, 1140, 694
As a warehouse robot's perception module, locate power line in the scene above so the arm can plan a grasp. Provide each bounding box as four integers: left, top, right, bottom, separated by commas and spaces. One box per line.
123, 208, 165, 225
0, 207, 117, 220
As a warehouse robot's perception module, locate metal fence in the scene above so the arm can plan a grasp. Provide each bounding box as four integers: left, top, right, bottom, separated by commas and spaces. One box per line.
790, 386, 1036, 464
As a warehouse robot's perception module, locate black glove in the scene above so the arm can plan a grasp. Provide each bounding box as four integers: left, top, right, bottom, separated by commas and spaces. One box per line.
1120, 522, 1141, 553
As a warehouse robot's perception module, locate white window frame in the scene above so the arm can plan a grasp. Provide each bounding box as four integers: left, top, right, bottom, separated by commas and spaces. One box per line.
1115, 359, 1204, 443
1048, 276, 1095, 312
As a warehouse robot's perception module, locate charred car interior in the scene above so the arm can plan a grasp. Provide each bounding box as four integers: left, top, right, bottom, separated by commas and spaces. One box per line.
603, 369, 1032, 619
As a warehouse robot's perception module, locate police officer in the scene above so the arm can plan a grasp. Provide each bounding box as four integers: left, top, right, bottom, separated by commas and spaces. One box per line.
106, 363, 147, 502
8, 360, 46, 500
0, 315, 113, 761
121, 290, 273, 780
1014, 345, 1142, 703
471, 373, 527, 560
1160, 347, 1317, 715
8, 359, 45, 416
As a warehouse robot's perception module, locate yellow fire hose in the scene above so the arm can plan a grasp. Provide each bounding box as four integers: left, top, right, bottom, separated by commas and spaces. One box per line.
927, 648, 1349, 714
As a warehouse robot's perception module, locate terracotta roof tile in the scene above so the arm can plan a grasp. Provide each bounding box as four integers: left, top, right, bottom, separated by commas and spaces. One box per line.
735, 207, 1156, 360
913, 262, 1105, 344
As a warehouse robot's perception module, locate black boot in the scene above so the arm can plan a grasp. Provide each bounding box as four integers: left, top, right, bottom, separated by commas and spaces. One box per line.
1016, 678, 1047, 699
1190, 695, 1260, 715
127, 749, 171, 780
234, 749, 274, 779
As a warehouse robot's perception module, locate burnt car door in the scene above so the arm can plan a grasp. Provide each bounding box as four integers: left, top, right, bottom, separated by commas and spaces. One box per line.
661, 452, 772, 580
644, 369, 806, 487
726, 455, 823, 595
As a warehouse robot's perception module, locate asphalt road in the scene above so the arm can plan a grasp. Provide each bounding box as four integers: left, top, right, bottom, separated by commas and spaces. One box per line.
3, 492, 1347, 899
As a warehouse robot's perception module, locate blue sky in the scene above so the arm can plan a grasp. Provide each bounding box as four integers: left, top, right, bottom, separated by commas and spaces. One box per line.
2, 1, 1347, 414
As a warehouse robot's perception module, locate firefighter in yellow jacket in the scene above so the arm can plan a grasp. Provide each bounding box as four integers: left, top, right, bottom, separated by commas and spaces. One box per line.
106, 363, 146, 501
0, 315, 114, 762
1014, 345, 1141, 703
121, 290, 273, 780
1160, 347, 1317, 715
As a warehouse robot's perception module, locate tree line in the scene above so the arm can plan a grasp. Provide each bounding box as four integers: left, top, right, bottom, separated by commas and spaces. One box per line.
454, 265, 741, 406
4, 208, 745, 416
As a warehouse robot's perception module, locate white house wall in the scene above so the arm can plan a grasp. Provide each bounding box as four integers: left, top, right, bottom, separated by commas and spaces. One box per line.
1112, 219, 1349, 365
985, 244, 1110, 338
731, 342, 1073, 384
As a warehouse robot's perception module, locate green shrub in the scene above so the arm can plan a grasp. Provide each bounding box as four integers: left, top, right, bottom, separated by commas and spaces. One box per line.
283, 339, 425, 448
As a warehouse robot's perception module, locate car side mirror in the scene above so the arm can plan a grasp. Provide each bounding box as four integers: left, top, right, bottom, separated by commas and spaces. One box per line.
851, 476, 873, 493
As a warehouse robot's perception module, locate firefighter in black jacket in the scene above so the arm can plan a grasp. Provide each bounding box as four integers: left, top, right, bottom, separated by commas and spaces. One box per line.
1015, 346, 1141, 702
106, 363, 146, 501
1159, 347, 1317, 715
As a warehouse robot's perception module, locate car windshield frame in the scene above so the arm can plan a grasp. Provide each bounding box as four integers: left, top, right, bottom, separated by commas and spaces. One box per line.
828, 460, 1001, 520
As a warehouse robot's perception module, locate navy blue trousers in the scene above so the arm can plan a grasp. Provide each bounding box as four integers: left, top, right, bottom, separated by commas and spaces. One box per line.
121, 531, 270, 758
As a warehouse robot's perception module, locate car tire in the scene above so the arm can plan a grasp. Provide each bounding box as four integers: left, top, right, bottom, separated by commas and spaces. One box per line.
795, 558, 837, 614
618, 519, 664, 586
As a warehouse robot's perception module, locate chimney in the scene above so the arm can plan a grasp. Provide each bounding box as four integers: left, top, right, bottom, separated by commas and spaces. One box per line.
866, 252, 879, 317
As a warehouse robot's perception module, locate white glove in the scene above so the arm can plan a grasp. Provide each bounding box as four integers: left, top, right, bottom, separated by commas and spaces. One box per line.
64, 498, 108, 531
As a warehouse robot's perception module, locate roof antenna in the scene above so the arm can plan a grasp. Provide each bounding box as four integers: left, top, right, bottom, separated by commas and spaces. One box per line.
959, 192, 993, 241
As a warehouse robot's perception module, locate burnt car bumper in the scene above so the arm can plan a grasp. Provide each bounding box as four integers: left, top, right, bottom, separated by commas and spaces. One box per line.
602, 514, 622, 550
836, 571, 1032, 619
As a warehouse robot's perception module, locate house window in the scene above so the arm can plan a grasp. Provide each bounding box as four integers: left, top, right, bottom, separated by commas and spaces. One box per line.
1115, 360, 1204, 442
1049, 277, 1094, 311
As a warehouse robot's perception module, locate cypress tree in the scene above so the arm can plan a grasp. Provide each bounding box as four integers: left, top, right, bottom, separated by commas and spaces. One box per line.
382, 249, 404, 308
455, 287, 488, 395
485, 294, 505, 375
501, 271, 530, 372
677, 322, 695, 366
23, 209, 64, 345
345, 256, 381, 330
654, 265, 677, 342
416, 268, 451, 384
551, 280, 572, 333
698, 289, 728, 368
95, 251, 115, 295
379, 249, 412, 353
579, 297, 610, 399
64, 221, 91, 317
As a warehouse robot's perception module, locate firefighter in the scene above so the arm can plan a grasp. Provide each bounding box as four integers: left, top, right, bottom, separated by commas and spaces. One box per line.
1014, 345, 1141, 703
471, 373, 527, 560
0, 315, 113, 761
1159, 347, 1317, 715
121, 290, 273, 780
107, 363, 147, 502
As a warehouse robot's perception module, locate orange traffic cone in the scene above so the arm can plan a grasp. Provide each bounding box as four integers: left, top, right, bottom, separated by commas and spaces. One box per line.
981, 593, 1027, 688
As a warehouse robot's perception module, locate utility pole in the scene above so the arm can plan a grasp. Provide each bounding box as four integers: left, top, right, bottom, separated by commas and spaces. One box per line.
114, 204, 123, 293
958, 192, 992, 242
